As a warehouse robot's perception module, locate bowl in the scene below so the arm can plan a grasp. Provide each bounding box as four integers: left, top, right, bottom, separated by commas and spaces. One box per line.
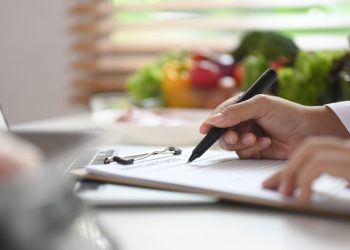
92, 108, 211, 146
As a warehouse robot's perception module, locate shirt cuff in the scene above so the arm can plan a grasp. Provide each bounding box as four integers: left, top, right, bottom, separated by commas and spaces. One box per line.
326, 101, 350, 134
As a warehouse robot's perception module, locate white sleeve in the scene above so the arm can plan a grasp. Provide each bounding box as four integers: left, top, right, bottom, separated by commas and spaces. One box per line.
326, 101, 350, 134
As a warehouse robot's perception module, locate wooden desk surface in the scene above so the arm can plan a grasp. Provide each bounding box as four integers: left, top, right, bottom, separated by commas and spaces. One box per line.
15, 113, 350, 250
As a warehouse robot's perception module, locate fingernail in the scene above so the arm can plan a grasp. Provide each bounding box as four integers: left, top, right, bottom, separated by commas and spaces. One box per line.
262, 179, 271, 188
260, 138, 271, 147
278, 184, 286, 194
207, 113, 224, 124
199, 124, 207, 134
224, 134, 232, 144
243, 135, 254, 145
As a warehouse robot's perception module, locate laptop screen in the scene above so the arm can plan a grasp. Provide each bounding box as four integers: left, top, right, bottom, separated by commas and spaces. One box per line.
0, 106, 10, 132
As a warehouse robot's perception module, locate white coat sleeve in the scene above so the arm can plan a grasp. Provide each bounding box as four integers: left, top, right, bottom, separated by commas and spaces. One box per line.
326, 101, 350, 134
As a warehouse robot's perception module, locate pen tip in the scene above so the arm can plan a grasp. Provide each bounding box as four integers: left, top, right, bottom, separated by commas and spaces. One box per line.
187, 152, 198, 164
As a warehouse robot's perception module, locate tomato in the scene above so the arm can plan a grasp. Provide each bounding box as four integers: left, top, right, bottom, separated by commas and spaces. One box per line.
191, 48, 216, 62
190, 60, 220, 88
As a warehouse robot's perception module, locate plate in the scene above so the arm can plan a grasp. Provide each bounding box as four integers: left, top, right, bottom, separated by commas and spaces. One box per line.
92, 108, 211, 146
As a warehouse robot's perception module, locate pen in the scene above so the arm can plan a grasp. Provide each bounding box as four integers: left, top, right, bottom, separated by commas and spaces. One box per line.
187, 68, 277, 163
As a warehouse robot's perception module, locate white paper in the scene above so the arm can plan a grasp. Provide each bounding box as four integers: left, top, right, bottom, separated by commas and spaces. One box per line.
86, 147, 350, 213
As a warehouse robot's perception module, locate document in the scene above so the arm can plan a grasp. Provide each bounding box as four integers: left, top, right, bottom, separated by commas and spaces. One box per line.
85, 147, 350, 216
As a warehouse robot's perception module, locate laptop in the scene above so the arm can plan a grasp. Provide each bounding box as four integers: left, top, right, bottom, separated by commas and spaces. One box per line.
0, 105, 116, 174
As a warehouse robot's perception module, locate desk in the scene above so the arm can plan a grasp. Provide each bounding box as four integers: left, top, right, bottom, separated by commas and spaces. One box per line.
14, 113, 350, 250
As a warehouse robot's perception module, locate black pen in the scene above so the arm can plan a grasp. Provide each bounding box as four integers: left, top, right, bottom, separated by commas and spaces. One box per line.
187, 68, 277, 163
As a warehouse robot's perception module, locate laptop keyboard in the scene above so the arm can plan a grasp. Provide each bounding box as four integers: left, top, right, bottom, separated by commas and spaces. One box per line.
92, 150, 114, 165
70, 149, 115, 171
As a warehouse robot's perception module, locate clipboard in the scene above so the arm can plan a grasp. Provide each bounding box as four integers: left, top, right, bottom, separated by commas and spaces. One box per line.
70, 146, 350, 218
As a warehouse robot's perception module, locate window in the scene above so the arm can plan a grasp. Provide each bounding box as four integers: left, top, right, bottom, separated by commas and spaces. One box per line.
70, 0, 350, 105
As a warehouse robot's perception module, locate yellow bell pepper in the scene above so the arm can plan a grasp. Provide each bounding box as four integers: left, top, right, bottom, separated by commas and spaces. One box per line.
161, 60, 201, 108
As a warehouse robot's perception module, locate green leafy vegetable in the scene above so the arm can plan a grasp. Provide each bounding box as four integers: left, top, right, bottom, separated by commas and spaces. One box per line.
242, 55, 269, 91
126, 51, 189, 102
127, 64, 163, 100
277, 51, 344, 105
232, 31, 299, 63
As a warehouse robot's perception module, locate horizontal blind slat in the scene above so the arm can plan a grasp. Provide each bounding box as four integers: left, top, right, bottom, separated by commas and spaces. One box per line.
71, 34, 350, 75
71, 56, 155, 73
71, 35, 350, 55
71, 39, 236, 54
70, 0, 350, 16
71, 95, 93, 106
70, 14, 350, 35
73, 77, 126, 92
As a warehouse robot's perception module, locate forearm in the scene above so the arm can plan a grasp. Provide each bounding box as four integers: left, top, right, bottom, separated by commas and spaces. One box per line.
306, 106, 349, 138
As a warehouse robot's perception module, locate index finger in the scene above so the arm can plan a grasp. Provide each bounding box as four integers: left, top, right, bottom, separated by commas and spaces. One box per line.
204, 95, 269, 129
213, 93, 242, 114
199, 93, 242, 134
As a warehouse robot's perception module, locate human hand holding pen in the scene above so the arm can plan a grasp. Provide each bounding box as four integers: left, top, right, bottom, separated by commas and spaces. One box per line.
188, 68, 277, 163
200, 95, 348, 160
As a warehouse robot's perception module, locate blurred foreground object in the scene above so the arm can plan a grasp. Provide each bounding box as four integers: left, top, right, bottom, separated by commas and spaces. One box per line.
0, 133, 116, 250
0, 169, 117, 250
0, 133, 42, 183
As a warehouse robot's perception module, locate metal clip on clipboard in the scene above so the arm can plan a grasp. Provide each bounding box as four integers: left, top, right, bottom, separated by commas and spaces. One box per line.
103, 146, 182, 165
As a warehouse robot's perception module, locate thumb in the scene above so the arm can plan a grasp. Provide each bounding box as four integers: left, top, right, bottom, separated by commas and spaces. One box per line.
205, 94, 268, 128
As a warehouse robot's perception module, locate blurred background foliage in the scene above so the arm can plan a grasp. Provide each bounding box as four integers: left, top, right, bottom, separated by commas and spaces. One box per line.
103, 1, 350, 107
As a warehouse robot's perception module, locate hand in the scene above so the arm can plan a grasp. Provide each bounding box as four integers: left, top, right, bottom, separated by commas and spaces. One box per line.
263, 137, 350, 203
200, 95, 348, 160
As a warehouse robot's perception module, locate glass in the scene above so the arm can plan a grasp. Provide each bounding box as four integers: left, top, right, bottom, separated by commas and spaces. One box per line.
89, 92, 134, 113
0, 170, 117, 250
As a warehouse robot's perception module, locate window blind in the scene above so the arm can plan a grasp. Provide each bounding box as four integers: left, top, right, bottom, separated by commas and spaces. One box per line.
69, 0, 350, 105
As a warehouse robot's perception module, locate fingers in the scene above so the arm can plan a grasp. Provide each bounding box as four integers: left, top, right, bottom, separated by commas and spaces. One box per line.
218, 130, 255, 151
216, 119, 271, 158
297, 150, 350, 203
204, 94, 270, 128
263, 137, 350, 203
213, 92, 242, 114
279, 137, 343, 197
199, 122, 212, 134
262, 170, 283, 190
236, 137, 271, 159
218, 129, 271, 158
200, 93, 242, 134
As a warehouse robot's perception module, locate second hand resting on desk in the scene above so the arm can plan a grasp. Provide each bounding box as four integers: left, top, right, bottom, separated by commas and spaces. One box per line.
188, 68, 278, 163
